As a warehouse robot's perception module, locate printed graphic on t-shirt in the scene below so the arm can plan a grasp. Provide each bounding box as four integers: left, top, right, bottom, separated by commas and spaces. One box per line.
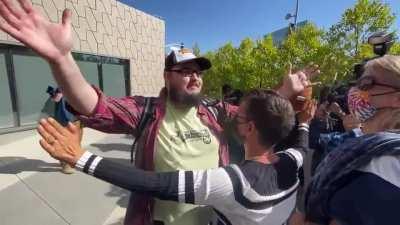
170, 129, 212, 144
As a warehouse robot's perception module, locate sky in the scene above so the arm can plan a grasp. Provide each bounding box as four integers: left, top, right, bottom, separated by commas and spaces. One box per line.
118, 0, 400, 53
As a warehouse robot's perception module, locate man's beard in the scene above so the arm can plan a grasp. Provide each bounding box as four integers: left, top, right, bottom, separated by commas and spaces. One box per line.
168, 86, 201, 107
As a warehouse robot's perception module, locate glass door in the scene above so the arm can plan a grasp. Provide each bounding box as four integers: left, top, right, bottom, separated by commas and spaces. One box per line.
0, 51, 14, 128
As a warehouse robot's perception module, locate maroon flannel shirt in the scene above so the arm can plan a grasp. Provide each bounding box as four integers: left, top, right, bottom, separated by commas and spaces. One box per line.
73, 87, 237, 225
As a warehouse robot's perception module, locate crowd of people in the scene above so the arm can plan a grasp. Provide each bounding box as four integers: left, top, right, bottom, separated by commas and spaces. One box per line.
0, 1, 399, 225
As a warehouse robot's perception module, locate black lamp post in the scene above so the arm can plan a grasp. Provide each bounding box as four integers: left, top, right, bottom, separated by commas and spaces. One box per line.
285, 0, 299, 31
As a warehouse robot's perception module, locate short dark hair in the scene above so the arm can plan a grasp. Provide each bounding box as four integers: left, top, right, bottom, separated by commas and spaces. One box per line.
242, 89, 295, 148
222, 84, 232, 95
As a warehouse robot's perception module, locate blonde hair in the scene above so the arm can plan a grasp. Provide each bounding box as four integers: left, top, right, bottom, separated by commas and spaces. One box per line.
384, 109, 400, 130
365, 55, 400, 78
371, 108, 400, 132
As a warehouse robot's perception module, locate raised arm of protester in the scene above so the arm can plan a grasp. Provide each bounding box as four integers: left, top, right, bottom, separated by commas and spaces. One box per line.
0, 0, 97, 115
296, 99, 317, 149
277, 63, 320, 99
298, 100, 318, 125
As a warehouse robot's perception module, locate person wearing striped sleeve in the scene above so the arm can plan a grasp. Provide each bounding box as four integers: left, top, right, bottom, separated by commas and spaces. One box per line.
38, 89, 315, 225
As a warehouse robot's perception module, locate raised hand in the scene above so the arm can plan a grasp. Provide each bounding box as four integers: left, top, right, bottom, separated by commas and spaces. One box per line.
342, 114, 361, 131
37, 117, 84, 166
0, 0, 73, 62
278, 63, 320, 99
0, 0, 99, 116
297, 99, 318, 124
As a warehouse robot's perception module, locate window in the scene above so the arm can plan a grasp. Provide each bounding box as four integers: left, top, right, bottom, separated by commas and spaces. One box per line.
13, 53, 56, 126
73, 52, 130, 96
102, 63, 128, 97
0, 44, 130, 133
77, 60, 100, 87
0, 52, 14, 128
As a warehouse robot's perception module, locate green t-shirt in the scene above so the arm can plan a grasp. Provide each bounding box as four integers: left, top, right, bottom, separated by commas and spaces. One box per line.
153, 101, 220, 225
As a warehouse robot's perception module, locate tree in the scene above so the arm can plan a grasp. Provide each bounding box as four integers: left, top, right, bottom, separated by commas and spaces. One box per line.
192, 43, 201, 56
322, 0, 396, 84
327, 0, 395, 58
202, 42, 238, 97
235, 38, 257, 89
202, 24, 327, 96
390, 42, 400, 55
280, 23, 324, 69
253, 35, 279, 88
201, 0, 398, 97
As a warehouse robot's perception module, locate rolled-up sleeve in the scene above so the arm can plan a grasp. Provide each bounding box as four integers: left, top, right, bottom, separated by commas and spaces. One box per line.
68, 86, 145, 134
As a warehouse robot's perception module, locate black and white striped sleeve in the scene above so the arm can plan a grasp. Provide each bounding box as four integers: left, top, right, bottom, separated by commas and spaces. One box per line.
295, 123, 310, 151
281, 148, 304, 169
75, 152, 234, 207
287, 122, 310, 165
176, 168, 234, 206
76, 151, 180, 201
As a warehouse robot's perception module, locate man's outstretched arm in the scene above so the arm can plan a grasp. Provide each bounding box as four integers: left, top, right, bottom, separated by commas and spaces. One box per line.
37, 118, 233, 206
0, 0, 97, 115
74, 152, 232, 206
77, 151, 181, 201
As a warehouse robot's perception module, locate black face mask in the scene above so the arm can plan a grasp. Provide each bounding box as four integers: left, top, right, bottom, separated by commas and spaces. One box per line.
168, 85, 201, 107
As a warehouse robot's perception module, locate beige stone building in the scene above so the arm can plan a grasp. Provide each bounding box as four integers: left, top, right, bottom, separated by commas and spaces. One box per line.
0, 0, 165, 133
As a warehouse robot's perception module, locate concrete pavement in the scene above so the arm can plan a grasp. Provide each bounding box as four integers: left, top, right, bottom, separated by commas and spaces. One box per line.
0, 128, 134, 225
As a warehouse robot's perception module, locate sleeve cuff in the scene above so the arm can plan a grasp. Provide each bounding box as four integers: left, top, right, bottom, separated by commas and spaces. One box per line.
76, 151, 103, 175
298, 123, 309, 132
352, 127, 363, 137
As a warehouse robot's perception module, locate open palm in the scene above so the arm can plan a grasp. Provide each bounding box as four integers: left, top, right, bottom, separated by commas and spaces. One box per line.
37, 118, 83, 166
0, 0, 73, 61
279, 63, 320, 98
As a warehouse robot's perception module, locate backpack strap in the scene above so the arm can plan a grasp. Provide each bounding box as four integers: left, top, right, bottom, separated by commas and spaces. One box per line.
130, 97, 156, 163
200, 97, 222, 122
130, 97, 226, 164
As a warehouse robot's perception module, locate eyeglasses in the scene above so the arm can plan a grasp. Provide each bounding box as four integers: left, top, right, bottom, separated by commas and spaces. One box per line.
167, 68, 203, 78
356, 76, 400, 91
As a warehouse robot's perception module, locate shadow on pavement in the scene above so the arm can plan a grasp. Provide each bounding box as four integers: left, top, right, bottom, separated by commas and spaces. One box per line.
0, 157, 60, 174
106, 185, 130, 208
102, 157, 132, 208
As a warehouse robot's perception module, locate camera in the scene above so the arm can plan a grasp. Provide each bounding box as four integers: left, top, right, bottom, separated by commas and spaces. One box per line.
354, 31, 396, 79
368, 31, 395, 56
329, 86, 349, 112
